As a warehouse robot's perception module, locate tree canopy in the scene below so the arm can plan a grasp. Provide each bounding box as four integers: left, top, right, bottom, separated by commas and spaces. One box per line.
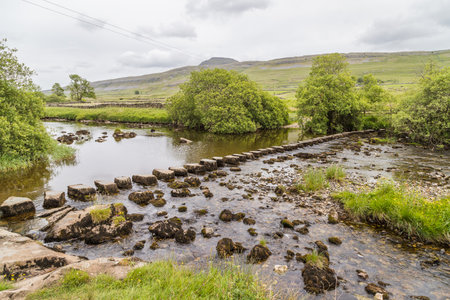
68, 74, 95, 101
0, 39, 50, 164
358, 74, 391, 113
168, 69, 288, 134
51, 82, 65, 97
394, 64, 449, 146
296, 53, 361, 135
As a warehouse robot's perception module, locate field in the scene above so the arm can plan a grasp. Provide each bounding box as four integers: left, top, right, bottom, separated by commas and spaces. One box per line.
88, 50, 450, 103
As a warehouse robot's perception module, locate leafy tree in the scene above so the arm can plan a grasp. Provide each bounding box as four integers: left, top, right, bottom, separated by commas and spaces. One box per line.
394, 64, 449, 146
0, 39, 51, 164
51, 82, 65, 97
68, 74, 95, 101
296, 53, 361, 135
168, 69, 288, 134
358, 74, 392, 113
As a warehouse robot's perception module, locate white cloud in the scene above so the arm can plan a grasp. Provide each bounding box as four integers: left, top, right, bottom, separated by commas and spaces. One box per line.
137, 21, 197, 39
186, 0, 270, 16
117, 49, 189, 68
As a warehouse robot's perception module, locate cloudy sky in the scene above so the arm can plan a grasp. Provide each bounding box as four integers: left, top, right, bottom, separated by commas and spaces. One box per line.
1, 0, 449, 89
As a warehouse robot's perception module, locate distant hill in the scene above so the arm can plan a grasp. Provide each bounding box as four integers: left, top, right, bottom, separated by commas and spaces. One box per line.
90, 50, 450, 102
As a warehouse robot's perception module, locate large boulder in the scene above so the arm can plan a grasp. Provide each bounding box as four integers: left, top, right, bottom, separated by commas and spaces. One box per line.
152, 169, 175, 181
84, 220, 133, 244
43, 192, 66, 209
148, 217, 182, 239
67, 184, 96, 201
0, 229, 81, 280
94, 180, 119, 194
0, 197, 35, 218
132, 174, 157, 186
44, 209, 93, 242
216, 238, 245, 258
247, 245, 272, 263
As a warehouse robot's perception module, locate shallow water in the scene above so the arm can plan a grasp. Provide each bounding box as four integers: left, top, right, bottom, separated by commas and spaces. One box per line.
1, 122, 449, 299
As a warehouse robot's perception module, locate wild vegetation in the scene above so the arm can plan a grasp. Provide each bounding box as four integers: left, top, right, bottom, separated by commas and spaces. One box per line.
28, 260, 269, 300
297, 168, 328, 192
334, 183, 450, 244
44, 107, 171, 124
168, 69, 288, 134
68, 74, 96, 102
0, 39, 74, 172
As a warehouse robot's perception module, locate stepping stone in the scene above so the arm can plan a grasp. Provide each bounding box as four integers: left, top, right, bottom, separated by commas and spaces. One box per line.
67, 184, 96, 201
128, 191, 154, 205
183, 163, 206, 174
114, 176, 132, 189
152, 169, 175, 181
43, 191, 66, 209
0, 197, 35, 218
212, 157, 224, 167
94, 180, 119, 194
132, 174, 157, 186
199, 159, 218, 171
242, 152, 255, 160
232, 154, 247, 162
249, 150, 262, 157
169, 167, 188, 176
223, 155, 240, 165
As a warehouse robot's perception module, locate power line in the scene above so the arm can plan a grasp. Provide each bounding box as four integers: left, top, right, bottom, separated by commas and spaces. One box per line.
19, 0, 203, 59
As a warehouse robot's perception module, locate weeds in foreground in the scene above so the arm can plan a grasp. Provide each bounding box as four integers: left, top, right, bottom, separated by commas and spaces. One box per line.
334, 183, 450, 244
28, 260, 269, 300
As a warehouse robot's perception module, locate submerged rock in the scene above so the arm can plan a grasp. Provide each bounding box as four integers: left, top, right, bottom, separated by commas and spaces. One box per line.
201, 227, 214, 238
302, 264, 338, 294
219, 209, 234, 222
0, 197, 35, 218
174, 228, 196, 244
216, 238, 245, 258
148, 217, 182, 239
365, 283, 389, 299
328, 236, 342, 245
281, 218, 294, 229
273, 265, 288, 275
133, 240, 146, 250
184, 176, 201, 187
171, 188, 191, 197
43, 191, 66, 209
168, 181, 190, 189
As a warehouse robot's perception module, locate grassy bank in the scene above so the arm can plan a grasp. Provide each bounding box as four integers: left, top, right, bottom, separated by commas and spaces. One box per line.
28, 260, 269, 300
44, 107, 171, 124
334, 183, 450, 244
0, 140, 75, 173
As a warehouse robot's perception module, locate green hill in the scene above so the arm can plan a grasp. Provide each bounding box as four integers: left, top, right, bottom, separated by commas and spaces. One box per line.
91, 50, 450, 103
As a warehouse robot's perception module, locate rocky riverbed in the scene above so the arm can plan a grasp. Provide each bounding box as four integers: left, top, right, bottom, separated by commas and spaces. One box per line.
1, 128, 449, 299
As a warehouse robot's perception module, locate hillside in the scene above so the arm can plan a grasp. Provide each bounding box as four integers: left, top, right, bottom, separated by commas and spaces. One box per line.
91, 50, 450, 102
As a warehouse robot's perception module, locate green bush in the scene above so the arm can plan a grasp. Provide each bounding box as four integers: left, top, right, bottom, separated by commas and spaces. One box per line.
393, 64, 449, 146
296, 53, 361, 135
334, 183, 450, 243
168, 68, 289, 134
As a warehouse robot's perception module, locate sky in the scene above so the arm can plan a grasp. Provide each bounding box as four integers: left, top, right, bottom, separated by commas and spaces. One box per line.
1, 0, 450, 89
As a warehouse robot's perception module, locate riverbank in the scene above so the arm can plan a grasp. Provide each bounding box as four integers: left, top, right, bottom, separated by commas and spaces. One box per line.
44, 107, 172, 124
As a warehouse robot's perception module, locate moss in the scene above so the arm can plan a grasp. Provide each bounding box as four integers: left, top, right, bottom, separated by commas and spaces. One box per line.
89, 207, 112, 224
178, 206, 187, 212
112, 216, 126, 226
194, 209, 208, 216
281, 219, 294, 229
259, 239, 267, 246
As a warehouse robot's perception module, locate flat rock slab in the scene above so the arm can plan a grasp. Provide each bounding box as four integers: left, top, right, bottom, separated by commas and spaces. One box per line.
0, 197, 35, 218
242, 152, 255, 160
184, 163, 206, 174
232, 154, 247, 162
249, 150, 262, 157
212, 157, 224, 167
94, 181, 119, 194
0, 228, 81, 280
132, 174, 157, 186
169, 167, 188, 176
200, 159, 218, 171
43, 191, 66, 209
114, 176, 132, 189
152, 169, 175, 181
67, 184, 96, 201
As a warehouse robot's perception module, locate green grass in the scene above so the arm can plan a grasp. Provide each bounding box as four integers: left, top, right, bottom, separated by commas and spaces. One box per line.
304, 250, 328, 269
0, 280, 13, 291
89, 207, 112, 224
325, 165, 346, 181
334, 183, 450, 244
297, 168, 328, 192
259, 239, 267, 246
0, 140, 75, 173
28, 260, 269, 300
44, 107, 171, 124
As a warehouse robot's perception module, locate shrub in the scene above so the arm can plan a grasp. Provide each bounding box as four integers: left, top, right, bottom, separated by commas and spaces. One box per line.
168, 68, 288, 134
296, 53, 361, 135
325, 165, 346, 181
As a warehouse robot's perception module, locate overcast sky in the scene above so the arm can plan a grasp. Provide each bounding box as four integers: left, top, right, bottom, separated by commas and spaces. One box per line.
1, 0, 449, 89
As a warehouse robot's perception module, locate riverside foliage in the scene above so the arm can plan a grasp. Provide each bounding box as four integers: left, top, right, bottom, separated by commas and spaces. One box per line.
168, 69, 289, 134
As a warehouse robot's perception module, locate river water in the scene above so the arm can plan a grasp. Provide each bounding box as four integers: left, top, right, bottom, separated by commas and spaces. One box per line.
0, 121, 449, 299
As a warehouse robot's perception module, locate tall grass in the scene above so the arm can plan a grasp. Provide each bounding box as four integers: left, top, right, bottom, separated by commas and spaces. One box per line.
304, 250, 328, 269
325, 165, 346, 181
334, 183, 450, 244
28, 260, 269, 300
44, 107, 171, 124
0, 280, 12, 291
297, 168, 327, 192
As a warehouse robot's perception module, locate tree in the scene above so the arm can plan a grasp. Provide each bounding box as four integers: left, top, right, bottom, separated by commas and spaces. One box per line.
68, 74, 96, 101
0, 39, 51, 165
296, 53, 361, 135
394, 64, 449, 146
168, 69, 288, 134
358, 74, 392, 114
51, 82, 65, 97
